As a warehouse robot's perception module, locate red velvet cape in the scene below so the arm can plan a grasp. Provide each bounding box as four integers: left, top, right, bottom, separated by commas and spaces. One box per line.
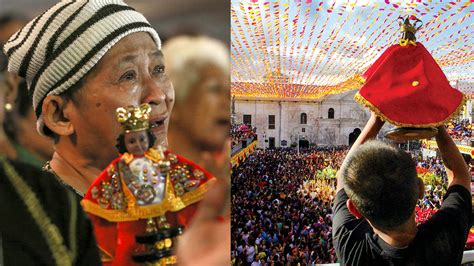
355, 42, 464, 127
81, 151, 214, 266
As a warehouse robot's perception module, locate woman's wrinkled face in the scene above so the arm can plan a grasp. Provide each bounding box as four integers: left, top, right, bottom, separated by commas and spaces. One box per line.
124, 130, 149, 156
67, 32, 174, 168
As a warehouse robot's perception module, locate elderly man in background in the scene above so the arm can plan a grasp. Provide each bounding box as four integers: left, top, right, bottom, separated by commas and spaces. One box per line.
163, 35, 231, 181
3, 0, 229, 265
162, 35, 232, 264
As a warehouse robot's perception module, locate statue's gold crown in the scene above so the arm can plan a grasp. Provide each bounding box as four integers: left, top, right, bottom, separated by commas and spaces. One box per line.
399, 16, 423, 36
400, 21, 416, 34
116, 103, 151, 133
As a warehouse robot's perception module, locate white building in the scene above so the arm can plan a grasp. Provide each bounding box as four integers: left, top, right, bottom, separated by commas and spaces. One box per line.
234, 89, 369, 148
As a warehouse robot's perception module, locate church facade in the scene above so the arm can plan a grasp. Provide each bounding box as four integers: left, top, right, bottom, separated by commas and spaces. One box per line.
234, 89, 369, 149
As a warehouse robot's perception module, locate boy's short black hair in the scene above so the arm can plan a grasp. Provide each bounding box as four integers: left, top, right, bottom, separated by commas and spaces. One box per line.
342, 140, 419, 230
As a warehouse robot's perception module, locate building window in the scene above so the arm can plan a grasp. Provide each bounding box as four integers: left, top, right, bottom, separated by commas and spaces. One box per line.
300, 113, 307, 124
302, 128, 305, 132
268, 115, 275, 129
328, 108, 335, 119
243, 114, 252, 125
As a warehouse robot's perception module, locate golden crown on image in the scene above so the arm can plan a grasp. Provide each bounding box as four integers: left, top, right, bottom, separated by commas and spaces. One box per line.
116, 103, 151, 133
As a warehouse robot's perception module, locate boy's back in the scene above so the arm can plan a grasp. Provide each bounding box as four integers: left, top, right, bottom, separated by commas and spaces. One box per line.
333, 185, 471, 265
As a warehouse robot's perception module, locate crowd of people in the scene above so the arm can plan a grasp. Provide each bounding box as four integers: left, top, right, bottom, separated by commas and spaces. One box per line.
411, 139, 474, 226
231, 147, 347, 265
398, 150, 450, 225
447, 119, 472, 143
231, 143, 460, 265
415, 165, 446, 224
412, 153, 448, 182
232, 124, 257, 148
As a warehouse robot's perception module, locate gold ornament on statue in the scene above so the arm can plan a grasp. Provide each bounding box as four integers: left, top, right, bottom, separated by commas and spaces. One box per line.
4, 103, 12, 112
398, 16, 422, 46
116, 103, 151, 133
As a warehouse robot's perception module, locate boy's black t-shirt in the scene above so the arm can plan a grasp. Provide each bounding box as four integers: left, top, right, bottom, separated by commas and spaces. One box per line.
333, 185, 471, 266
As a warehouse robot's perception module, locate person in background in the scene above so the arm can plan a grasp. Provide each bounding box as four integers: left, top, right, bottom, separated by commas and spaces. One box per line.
0, 15, 26, 43
0, 46, 100, 266
0, 54, 15, 160
163, 35, 231, 181
0, 15, 54, 168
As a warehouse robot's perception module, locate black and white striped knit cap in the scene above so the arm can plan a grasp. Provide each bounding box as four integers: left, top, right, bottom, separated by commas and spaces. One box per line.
3, 0, 161, 135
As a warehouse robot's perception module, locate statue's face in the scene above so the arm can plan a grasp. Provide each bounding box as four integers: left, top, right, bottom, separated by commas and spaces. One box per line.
124, 130, 149, 156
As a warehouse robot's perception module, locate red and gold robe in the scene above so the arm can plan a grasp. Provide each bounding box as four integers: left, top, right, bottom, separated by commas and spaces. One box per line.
81, 149, 214, 265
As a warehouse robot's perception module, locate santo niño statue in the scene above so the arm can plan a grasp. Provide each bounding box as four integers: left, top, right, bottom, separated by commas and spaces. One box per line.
81, 103, 214, 265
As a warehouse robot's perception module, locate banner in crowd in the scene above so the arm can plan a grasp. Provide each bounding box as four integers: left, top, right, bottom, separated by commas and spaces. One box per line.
423, 140, 474, 159
231, 140, 258, 167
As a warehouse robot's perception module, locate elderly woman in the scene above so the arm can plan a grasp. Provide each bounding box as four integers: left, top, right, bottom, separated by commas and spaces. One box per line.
3, 0, 229, 265
163, 35, 230, 180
